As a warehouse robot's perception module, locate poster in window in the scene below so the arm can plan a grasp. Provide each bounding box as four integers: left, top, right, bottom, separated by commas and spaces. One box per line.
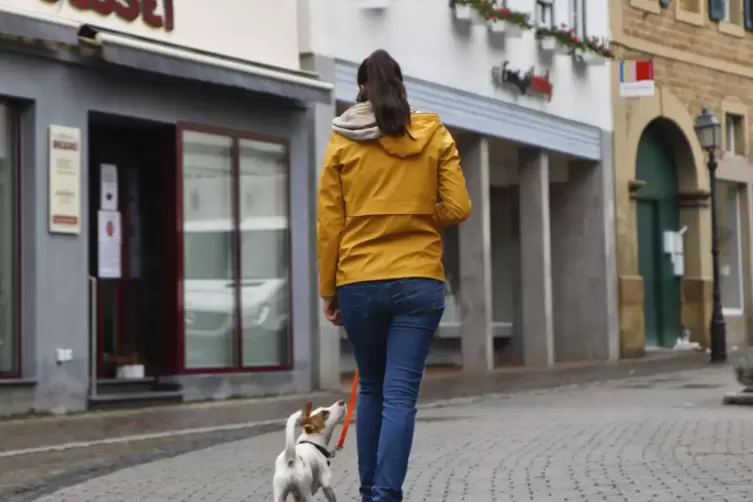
49, 125, 82, 234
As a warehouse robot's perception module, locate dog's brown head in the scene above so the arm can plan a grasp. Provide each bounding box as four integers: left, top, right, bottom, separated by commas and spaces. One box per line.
298, 402, 330, 435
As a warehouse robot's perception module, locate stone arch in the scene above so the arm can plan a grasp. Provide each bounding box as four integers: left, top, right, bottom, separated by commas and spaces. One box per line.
625, 88, 708, 192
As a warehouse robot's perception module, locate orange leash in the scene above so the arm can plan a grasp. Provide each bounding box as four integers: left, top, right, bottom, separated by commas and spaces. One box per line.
336, 370, 359, 451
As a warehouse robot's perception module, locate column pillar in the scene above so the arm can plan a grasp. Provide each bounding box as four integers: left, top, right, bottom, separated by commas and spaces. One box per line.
301, 54, 340, 390
458, 135, 493, 372
518, 149, 554, 366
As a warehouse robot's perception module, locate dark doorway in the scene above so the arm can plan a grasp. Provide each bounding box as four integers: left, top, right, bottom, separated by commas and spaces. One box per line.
88, 113, 177, 378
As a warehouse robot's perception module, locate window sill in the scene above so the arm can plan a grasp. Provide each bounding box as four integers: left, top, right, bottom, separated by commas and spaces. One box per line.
0, 378, 36, 388
629, 0, 660, 14
675, 8, 706, 26
723, 308, 744, 317
718, 21, 745, 37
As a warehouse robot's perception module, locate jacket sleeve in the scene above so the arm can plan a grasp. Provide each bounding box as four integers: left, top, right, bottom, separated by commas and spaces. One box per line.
316, 134, 345, 298
436, 126, 472, 226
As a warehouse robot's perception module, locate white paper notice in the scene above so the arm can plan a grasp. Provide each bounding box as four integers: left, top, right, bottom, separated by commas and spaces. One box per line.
98, 210, 122, 279
101, 164, 118, 211
49, 125, 82, 234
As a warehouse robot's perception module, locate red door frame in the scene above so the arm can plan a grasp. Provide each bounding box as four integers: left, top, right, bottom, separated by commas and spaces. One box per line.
174, 123, 295, 375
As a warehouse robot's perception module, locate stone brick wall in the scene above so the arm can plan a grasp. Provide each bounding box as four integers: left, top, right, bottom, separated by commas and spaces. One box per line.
617, 1, 753, 161
611, 0, 753, 355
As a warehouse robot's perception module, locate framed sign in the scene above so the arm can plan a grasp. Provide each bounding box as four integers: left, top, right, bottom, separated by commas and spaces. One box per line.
48, 125, 82, 234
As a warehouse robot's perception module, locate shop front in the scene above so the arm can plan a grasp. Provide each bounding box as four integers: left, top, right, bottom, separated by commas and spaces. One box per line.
0, 0, 331, 415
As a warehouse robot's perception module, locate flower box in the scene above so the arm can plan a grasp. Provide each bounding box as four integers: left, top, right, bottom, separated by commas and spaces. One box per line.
453, 4, 472, 21
116, 364, 145, 380
488, 20, 506, 33
505, 22, 524, 38
554, 43, 572, 56
538, 36, 557, 51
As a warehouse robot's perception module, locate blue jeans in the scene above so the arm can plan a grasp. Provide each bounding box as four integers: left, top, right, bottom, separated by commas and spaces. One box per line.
337, 278, 445, 502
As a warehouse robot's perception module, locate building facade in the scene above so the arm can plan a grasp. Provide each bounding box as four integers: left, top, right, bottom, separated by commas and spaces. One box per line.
0, 0, 332, 415
613, 0, 753, 356
300, 0, 620, 387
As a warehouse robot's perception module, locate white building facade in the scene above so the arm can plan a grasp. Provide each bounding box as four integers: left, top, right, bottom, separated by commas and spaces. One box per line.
300, 0, 620, 387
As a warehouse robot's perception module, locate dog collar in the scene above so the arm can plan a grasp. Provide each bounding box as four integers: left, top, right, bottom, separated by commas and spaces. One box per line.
298, 440, 333, 465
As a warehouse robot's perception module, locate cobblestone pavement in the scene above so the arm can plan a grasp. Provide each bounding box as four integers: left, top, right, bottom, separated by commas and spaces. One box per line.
30, 367, 753, 502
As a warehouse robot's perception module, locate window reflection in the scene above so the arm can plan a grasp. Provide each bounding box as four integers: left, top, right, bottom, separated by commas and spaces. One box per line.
182, 131, 236, 369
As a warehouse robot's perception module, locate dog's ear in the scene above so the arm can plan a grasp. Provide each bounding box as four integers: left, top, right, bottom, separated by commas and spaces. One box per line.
301, 402, 312, 418
298, 402, 313, 428
302, 423, 317, 434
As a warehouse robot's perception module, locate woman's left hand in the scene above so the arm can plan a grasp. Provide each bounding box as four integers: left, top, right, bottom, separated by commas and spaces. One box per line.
323, 297, 342, 326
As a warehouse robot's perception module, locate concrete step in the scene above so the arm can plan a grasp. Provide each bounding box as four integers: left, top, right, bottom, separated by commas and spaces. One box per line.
88, 390, 184, 411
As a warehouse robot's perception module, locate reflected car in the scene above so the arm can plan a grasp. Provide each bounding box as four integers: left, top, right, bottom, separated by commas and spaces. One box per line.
183, 217, 290, 368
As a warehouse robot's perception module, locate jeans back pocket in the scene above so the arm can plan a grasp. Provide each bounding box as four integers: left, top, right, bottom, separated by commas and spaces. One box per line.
391, 278, 445, 316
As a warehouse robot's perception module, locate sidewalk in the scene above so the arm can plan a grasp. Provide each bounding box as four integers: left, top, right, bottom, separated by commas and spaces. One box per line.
20, 365, 752, 502
0, 350, 708, 453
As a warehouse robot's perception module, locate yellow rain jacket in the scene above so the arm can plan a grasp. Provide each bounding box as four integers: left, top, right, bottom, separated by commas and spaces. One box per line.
316, 102, 471, 298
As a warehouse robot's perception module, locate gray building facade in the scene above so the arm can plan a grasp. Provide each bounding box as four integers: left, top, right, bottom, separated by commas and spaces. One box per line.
0, 11, 331, 416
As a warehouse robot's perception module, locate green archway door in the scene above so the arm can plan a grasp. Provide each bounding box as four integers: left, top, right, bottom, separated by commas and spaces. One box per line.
636, 126, 681, 347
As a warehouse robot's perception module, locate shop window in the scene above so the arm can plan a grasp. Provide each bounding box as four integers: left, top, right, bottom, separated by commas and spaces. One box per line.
569, 0, 586, 38
716, 181, 744, 313
676, 0, 705, 25
0, 103, 18, 378
180, 128, 291, 372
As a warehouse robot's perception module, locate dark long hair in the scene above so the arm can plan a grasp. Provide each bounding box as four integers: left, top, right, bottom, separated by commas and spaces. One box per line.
356, 50, 411, 136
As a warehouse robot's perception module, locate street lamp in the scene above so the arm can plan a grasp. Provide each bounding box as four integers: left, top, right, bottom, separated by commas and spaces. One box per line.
693, 106, 726, 363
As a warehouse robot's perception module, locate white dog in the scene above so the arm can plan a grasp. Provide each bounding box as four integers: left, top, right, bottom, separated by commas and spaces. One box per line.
273, 400, 347, 502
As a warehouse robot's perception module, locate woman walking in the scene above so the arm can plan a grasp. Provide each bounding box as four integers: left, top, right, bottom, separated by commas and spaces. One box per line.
316, 49, 471, 502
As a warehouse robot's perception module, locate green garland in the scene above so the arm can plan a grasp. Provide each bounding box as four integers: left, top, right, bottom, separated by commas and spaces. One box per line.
453, 0, 614, 59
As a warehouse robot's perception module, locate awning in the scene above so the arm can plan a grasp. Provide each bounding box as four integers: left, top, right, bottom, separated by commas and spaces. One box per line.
0, 9, 79, 45
95, 31, 333, 104
0, 9, 333, 104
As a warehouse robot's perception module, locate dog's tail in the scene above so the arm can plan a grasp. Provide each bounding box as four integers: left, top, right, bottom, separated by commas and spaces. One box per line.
284, 410, 302, 467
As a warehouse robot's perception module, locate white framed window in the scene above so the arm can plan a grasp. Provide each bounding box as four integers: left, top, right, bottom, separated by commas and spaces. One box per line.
536, 0, 555, 28
722, 0, 732, 21
717, 181, 744, 314
725, 113, 744, 156
569, 0, 586, 38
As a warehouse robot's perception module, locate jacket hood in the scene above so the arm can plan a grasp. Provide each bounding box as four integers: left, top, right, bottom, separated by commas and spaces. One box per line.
332, 102, 442, 158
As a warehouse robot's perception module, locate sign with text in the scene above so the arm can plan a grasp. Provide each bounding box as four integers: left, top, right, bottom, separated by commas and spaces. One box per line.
0, 0, 301, 69
48, 125, 81, 234
41, 0, 173, 32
